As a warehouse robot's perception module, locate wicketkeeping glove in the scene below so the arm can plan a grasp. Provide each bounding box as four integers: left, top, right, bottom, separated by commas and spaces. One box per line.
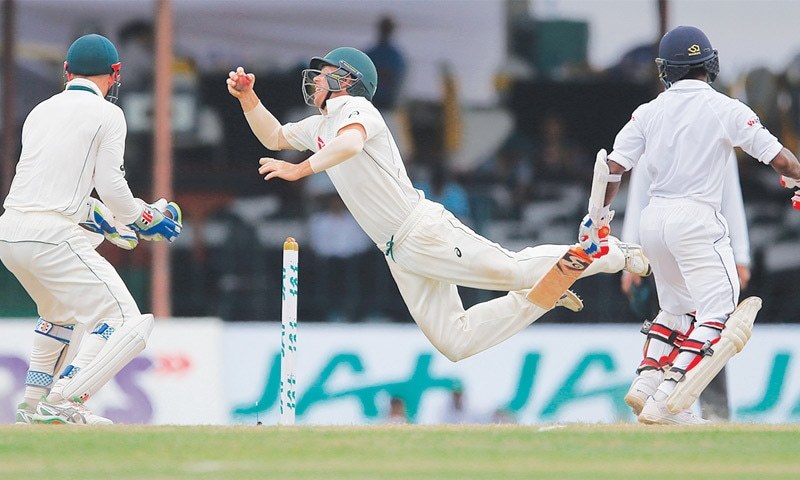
129, 198, 183, 242
578, 205, 613, 258
79, 198, 139, 250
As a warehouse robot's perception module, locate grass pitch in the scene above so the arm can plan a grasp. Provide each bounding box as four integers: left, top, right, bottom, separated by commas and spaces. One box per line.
1, 424, 799, 480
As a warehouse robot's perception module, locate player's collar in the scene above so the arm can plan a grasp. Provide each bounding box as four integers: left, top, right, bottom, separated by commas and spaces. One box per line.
322, 95, 353, 115
670, 79, 713, 90
65, 78, 103, 96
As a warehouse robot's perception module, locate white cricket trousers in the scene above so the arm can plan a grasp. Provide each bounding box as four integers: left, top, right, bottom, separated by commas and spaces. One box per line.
0, 209, 141, 330
385, 200, 625, 362
639, 198, 739, 324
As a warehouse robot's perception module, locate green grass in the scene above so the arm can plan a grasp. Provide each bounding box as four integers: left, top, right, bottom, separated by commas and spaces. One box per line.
1, 424, 799, 480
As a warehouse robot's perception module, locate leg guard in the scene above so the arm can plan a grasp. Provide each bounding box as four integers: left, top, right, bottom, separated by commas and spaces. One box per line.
666, 297, 761, 413
625, 311, 693, 415
23, 319, 76, 407
49, 314, 154, 403
636, 311, 694, 373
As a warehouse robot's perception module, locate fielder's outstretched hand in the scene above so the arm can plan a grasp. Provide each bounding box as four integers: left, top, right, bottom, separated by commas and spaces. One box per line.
258, 157, 311, 182
226, 66, 255, 98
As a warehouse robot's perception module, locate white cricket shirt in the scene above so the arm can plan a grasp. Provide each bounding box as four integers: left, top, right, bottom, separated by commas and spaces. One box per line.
608, 79, 783, 210
282, 96, 423, 244
4, 78, 142, 224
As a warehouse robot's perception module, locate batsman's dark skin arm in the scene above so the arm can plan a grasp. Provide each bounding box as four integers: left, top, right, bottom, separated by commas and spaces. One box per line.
604, 160, 627, 208
770, 147, 800, 179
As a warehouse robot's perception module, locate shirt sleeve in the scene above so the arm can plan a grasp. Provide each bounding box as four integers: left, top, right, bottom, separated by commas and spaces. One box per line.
282, 115, 323, 152
336, 99, 384, 141
726, 100, 783, 164
608, 104, 648, 171
93, 106, 142, 225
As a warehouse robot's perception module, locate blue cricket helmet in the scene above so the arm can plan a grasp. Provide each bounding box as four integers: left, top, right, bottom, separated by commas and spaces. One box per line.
655, 26, 719, 88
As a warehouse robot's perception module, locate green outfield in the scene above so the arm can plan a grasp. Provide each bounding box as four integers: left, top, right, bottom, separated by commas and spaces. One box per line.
1, 424, 798, 479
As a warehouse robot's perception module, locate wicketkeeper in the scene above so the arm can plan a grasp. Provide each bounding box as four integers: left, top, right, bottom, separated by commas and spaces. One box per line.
0, 34, 182, 425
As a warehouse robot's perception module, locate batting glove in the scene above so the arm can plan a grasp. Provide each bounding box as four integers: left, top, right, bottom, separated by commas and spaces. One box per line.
129, 198, 183, 242
780, 175, 800, 189
79, 198, 139, 250
793, 191, 800, 210
578, 211, 612, 258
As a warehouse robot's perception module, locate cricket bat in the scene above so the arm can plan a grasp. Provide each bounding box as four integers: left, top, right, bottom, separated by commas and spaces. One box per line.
526, 149, 610, 309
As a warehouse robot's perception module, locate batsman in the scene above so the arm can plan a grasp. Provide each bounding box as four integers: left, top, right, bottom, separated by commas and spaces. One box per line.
227, 47, 651, 363
590, 26, 800, 424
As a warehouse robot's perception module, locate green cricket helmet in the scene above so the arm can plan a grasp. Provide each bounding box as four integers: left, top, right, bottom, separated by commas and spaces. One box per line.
302, 47, 378, 107
64, 34, 122, 103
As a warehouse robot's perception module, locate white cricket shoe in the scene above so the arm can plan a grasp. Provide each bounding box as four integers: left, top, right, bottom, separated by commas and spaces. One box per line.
15, 402, 34, 425
624, 370, 662, 415
612, 238, 652, 277
638, 396, 708, 425
33, 399, 113, 425
555, 289, 583, 312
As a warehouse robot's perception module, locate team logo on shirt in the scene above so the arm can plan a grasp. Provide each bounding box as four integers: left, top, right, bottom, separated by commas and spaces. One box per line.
348, 111, 360, 118
746, 117, 761, 127
317, 136, 325, 150
454, 247, 462, 258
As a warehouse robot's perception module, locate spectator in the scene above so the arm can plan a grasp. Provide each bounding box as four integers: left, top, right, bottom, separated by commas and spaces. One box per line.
417, 162, 472, 225
386, 395, 408, 424
438, 381, 477, 424
474, 132, 535, 220
306, 175, 373, 322
365, 16, 407, 110
534, 112, 589, 195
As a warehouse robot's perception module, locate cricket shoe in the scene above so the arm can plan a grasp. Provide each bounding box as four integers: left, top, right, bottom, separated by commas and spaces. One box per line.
15, 402, 35, 424
624, 370, 662, 415
555, 289, 583, 312
33, 398, 113, 425
638, 396, 708, 425
611, 238, 652, 277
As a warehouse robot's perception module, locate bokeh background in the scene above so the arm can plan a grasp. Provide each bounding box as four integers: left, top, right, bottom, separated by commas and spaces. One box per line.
1, 0, 799, 425
3, 0, 798, 324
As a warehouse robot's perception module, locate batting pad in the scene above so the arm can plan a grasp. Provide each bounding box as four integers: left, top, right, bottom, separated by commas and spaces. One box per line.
50, 314, 154, 402
666, 297, 761, 413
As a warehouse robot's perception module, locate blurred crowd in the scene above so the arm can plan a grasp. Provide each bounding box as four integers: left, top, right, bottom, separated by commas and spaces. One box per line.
1, 15, 799, 325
